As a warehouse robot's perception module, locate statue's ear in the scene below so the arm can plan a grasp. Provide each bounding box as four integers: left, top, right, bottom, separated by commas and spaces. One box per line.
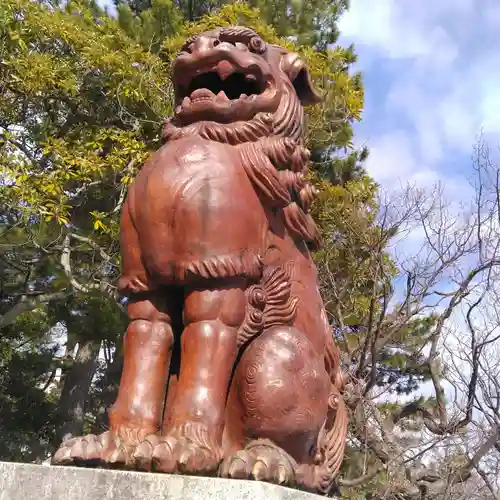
280, 52, 322, 106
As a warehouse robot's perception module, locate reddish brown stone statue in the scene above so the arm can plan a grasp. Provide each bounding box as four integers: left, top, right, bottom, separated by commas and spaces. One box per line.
53, 26, 348, 494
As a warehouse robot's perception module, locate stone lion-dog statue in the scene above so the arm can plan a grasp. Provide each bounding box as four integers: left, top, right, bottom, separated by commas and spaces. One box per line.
53, 26, 348, 495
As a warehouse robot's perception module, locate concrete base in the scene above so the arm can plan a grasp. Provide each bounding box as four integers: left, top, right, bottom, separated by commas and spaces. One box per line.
0, 461, 328, 500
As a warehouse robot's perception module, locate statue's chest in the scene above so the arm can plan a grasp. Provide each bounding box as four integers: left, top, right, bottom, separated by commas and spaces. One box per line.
136, 140, 242, 204
165, 139, 237, 178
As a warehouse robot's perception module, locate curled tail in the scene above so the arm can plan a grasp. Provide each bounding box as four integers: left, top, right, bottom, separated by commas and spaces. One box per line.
316, 336, 349, 493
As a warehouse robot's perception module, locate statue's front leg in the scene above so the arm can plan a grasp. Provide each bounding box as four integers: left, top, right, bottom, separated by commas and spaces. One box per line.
151, 279, 246, 475
52, 291, 175, 468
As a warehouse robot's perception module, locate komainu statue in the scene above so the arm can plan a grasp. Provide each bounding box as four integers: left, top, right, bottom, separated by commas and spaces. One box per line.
53, 26, 348, 494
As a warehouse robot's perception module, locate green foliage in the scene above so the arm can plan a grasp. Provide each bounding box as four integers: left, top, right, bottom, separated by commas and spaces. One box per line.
1, 0, 363, 230
115, 0, 351, 50
116, 0, 183, 51
0, 308, 59, 462
1, 0, 169, 226
246, 0, 350, 50
313, 175, 382, 323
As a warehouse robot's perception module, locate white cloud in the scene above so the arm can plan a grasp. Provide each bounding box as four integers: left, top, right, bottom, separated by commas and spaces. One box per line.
338, 0, 462, 62
339, 0, 500, 195
483, 1, 500, 29
363, 131, 417, 181
361, 130, 443, 192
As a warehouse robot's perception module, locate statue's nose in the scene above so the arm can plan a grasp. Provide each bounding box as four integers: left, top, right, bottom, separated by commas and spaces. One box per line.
190, 35, 220, 54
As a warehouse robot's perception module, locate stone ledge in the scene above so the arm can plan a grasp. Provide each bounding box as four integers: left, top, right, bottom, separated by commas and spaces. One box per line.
0, 461, 327, 500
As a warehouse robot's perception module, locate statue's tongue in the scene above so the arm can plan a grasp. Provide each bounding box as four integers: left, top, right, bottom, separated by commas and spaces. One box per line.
216, 60, 235, 80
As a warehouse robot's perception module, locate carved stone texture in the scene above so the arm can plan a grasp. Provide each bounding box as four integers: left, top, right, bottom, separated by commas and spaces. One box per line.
52, 26, 348, 495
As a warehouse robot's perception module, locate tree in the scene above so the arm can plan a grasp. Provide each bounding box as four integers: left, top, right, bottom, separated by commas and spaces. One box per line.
0, 306, 59, 462
114, 0, 352, 50
318, 137, 500, 499
0, 0, 169, 457
0, 0, 170, 310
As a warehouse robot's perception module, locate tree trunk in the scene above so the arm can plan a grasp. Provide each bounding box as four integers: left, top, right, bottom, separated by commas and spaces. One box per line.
53, 338, 101, 446
92, 348, 123, 433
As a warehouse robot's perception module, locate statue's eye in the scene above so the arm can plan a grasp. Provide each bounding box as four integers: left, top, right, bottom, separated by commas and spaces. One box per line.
235, 42, 248, 51
249, 36, 266, 54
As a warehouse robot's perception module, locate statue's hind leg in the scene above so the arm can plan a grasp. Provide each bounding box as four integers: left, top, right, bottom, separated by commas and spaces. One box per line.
221, 325, 347, 494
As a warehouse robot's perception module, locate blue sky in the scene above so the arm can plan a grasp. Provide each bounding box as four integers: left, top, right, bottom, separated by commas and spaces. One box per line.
337, 1, 500, 403
338, 0, 500, 198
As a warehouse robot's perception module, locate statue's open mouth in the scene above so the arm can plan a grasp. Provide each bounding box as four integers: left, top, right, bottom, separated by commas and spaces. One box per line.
172, 53, 279, 124
178, 60, 266, 103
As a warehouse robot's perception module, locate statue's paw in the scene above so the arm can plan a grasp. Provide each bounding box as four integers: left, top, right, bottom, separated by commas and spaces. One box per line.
147, 435, 222, 475
131, 434, 161, 471
52, 431, 139, 468
52, 432, 115, 466
220, 439, 296, 486
100, 434, 136, 468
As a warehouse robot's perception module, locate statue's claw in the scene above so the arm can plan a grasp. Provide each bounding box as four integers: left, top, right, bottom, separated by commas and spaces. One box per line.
220, 440, 296, 486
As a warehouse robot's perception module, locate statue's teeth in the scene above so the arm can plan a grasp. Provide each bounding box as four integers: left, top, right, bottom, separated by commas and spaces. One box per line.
245, 74, 257, 82
216, 91, 229, 101
190, 88, 215, 100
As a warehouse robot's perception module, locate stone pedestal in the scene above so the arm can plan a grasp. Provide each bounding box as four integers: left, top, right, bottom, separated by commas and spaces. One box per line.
0, 461, 328, 500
